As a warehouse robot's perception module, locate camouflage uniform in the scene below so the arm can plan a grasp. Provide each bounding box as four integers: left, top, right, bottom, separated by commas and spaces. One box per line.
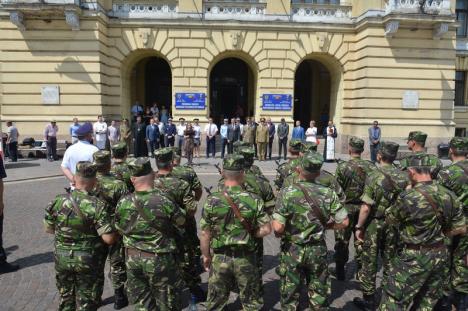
437, 137, 468, 302
356, 142, 409, 302
110, 142, 134, 192
201, 155, 270, 310
172, 164, 202, 197
44, 162, 114, 311
273, 153, 348, 310
399, 131, 443, 179
380, 160, 466, 310
114, 158, 186, 311
335, 137, 375, 278
233, 140, 251, 153
274, 140, 302, 190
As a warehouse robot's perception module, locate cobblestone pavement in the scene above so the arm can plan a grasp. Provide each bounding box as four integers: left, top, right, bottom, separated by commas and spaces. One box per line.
0, 157, 368, 310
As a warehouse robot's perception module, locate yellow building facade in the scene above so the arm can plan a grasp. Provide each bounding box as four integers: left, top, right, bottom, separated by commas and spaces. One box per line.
0, 0, 462, 153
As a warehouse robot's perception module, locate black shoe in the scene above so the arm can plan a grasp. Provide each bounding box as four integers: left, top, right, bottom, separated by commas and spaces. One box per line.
336, 265, 345, 281
434, 295, 452, 311
353, 294, 375, 311
190, 285, 207, 303
113, 286, 128, 310
0, 261, 19, 274
454, 291, 467, 311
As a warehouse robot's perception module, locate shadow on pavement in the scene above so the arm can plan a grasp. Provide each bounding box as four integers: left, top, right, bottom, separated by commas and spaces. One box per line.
5, 162, 41, 169
11, 251, 53, 269
4, 245, 19, 255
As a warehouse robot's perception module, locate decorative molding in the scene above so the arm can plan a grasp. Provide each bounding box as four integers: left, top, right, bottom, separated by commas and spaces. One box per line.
385, 0, 451, 16
9, 10, 25, 31
385, 20, 399, 38
65, 10, 79, 30
110, 3, 178, 19
433, 23, 448, 40
291, 3, 352, 23
230, 30, 242, 50
204, 1, 266, 21
139, 28, 151, 48
316, 32, 329, 51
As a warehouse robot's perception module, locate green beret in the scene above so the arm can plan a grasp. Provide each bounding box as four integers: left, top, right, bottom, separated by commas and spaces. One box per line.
349, 136, 364, 152
75, 161, 97, 178
301, 141, 318, 153
127, 157, 153, 177
407, 131, 427, 144
93, 150, 111, 166
238, 147, 255, 167
223, 154, 245, 172
233, 141, 250, 153
155, 148, 174, 166
379, 141, 399, 158
111, 142, 127, 159
289, 139, 302, 152
300, 152, 323, 173
449, 137, 468, 152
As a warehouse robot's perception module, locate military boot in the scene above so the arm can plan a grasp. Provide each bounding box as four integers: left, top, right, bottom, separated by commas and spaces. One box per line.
335, 264, 345, 281
434, 295, 452, 311
454, 291, 467, 311
114, 286, 128, 310
353, 294, 375, 311
190, 285, 207, 303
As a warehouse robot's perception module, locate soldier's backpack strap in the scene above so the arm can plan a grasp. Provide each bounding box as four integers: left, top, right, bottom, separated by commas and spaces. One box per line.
67, 194, 95, 232
414, 187, 448, 236
295, 183, 328, 228
222, 191, 255, 235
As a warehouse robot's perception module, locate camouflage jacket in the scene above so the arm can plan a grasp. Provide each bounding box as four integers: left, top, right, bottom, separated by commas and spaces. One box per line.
399, 151, 443, 179
282, 169, 346, 203
111, 161, 134, 192
386, 181, 465, 246
336, 157, 375, 204
217, 171, 276, 215
92, 172, 129, 217
200, 185, 270, 251
360, 164, 409, 220
154, 172, 196, 215
114, 189, 186, 254
172, 165, 202, 194
273, 181, 347, 245
44, 189, 113, 251
274, 158, 301, 190
437, 159, 468, 209
248, 165, 267, 180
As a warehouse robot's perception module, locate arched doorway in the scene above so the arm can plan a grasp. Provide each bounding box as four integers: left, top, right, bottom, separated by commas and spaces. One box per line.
294, 60, 331, 132
209, 57, 255, 124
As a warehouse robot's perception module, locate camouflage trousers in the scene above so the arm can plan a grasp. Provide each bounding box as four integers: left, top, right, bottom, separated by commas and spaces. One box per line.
107, 239, 127, 289
126, 251, 182, 311
452, 235, 468, 294
179, 217, 202, 290
335, 205, 363, 271
206, 250, 262, 311
255, 238, 265, 304
278, 242, 330, 310
357, 218, 397, 296
379, 247, 449, 310
54, 248, 101, 311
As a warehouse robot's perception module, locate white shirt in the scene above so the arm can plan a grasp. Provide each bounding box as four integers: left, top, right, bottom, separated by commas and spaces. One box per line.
61, 140, 99, 174
204, 123, 218, 137
157, 122, 165, 134
108, 125, 119, 141
193, 125, 201, 139
177, 124, 186, 136
7, 126, 18, 143
93, 121, 108, 142
239, 123, 244, 136
305, 127, 318, 143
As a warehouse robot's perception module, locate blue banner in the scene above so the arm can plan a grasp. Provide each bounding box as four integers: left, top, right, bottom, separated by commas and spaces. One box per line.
262, 94, 292, 111
175, 93, 206, 110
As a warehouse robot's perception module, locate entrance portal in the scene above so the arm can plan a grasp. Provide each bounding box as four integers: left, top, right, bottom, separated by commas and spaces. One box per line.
294, 60, 331, 132
210, 58, 255, 124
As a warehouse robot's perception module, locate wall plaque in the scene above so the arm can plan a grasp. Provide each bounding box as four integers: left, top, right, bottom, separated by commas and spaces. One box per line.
402, 91, 419, 109
41, 85, 60, 105
175, 93, 206, 110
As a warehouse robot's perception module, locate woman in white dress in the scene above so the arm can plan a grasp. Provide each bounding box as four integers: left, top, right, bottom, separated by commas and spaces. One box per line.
305, 120, 318, 143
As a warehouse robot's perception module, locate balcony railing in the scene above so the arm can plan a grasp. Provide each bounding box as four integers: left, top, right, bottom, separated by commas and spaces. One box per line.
203, 0, 267, 21
291, 2, 352, 23
109, 2, 178, 19
385, 0, 451, 15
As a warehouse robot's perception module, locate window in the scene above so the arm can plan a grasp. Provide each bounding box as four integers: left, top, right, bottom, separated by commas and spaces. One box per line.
455, 71, 466, 106
457, 0, 468, 37
455, 128, 467, 137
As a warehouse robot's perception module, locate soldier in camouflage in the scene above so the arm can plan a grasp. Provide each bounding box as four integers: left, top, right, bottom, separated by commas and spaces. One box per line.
44, 162, 117, 311
379, 156, 466, 310
274, 140, 302, 190
399, 131, 443, 179
92, 151, 129, 309
335, 137, 375, 280
114, 158, 186, 310
272, 152, 349, 310
153, 148, 205, 303
110, 142, 134, 192
200, 154, 271, 310
238, 146, 267, 180
352, 142, 409, 310
300, 141, 318, 154
233, 140, 251, 153
437, 137, 468, 310
171, 148, 203, 201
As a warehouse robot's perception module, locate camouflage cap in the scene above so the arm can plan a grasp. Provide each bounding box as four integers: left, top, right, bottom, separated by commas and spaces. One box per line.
111, 142, 127, 158
300, 152, 323, 173
75, 161, 97, 178
301, 141, 318, 153
379, 141, 399, 158
93, 150, 111, 166
238, 147, 255, 167
349, 136, 364, 152
233, 141, 250, 153
169, 146, 181, 156
127, 157, 153, 177
223, 154, 245, 172
407, 131, 427, 144
289, 139, 302, 152
449, 137, 468, 152
155, 148, 174, 166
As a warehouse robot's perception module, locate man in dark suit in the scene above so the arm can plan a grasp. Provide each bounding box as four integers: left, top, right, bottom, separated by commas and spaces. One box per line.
227, 118, 240, 154
164, 118, 177, 147
145, 118, 159, 157
266, 118, 275, 160
132, 116, 147, 157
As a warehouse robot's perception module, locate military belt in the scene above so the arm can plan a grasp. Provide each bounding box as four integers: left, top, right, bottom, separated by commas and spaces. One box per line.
405, 241, 445, 251
213, 246, 252, 257
125, 247, 168, 258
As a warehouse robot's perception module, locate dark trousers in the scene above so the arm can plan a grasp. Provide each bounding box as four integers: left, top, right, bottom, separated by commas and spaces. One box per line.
0, 215, 5, 263
166, 137, 175, 147
221, 138, 228, 158
159, 134, 165, 148
370, 143, 380, 163
148, 140, 157, 156
8, 142, 17, 162
254, 143, 258, 158
267, 137, 274, 159
47, 136, 57, 160
206, 137, 216, 158
278, 138, 288, 160
134, 139, 148, 157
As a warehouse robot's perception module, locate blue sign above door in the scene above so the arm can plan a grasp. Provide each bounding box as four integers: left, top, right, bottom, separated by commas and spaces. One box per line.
262, 94, 292, 111
175, 93, 206, 110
